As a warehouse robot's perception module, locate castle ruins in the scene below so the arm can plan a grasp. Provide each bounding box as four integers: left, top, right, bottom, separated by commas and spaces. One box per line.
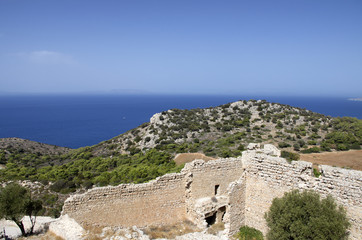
62, 144, 362, 239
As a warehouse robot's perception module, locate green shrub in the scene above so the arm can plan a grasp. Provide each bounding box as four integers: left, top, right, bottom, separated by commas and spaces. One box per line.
349, 143, 361, 150
278, 142, 290, 148
293, 143, 300, 151
281, 151, 300, 162
313, 168, 321, 178
301, 147, 320, 153
265, 190, 350, 240
336, 144, 349, 151
237, 226, 263, 240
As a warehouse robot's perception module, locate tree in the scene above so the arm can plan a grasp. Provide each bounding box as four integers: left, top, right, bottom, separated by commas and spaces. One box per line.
0, 183, 43, 236
265, 190, 350, 240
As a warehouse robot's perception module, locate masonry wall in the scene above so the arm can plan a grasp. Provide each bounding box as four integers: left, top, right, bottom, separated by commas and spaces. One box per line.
242, 151, 362, 240
62, 149, 362, 240
185, 158, 244, 200
227, 177, 246, 236
182, 158, 245, 228
62, 173, 187, 227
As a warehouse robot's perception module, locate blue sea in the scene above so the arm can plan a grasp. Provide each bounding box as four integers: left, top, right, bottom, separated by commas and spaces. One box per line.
0, 94, 361, 149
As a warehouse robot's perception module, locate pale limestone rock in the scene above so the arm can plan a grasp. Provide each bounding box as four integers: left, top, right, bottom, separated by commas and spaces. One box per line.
48, 214, 85, 240
263, 144, 281, 157
247, 143, 260, 150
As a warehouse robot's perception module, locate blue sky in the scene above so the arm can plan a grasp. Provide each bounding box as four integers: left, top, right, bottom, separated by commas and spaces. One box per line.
0, 0, 361, 96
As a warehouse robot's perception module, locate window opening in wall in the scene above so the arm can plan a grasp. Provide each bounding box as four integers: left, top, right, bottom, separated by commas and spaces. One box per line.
205, 212, 217, 227
214, 185, 220, 195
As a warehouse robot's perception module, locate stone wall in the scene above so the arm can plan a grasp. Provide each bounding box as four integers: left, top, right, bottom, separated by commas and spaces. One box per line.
227, 177, 246, 235
242, 150, 362, 240
182, 158, 245, 228
62, 172, 187, 227
184, 158, 244, 200
62, 146, 362, 239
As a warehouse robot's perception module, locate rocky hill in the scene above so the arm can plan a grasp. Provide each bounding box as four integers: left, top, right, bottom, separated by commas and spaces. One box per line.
89, 99, 361, 158
0, 137, 71, 167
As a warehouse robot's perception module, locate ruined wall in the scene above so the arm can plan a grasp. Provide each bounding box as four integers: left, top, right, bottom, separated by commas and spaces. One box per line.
62, 157, 245, 229
227, 176, 246, 236
183, 158, 245, 228
62, 173, 187, 227
242, 150, 362, 240
185, 158, 244, 199
62, 147, 362, 240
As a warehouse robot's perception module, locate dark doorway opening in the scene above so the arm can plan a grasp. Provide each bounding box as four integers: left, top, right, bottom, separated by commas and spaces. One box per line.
205, 212, 217, 227
214, 185, 220, 195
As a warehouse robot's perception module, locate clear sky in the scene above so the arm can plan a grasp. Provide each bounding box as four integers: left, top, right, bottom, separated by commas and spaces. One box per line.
0, 0, 361, 96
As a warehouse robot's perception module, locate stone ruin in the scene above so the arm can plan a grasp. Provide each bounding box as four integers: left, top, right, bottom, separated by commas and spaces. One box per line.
62, 144, 362, 239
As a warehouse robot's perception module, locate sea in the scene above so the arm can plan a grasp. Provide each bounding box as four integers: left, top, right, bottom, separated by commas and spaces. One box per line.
0, 94, 361, 149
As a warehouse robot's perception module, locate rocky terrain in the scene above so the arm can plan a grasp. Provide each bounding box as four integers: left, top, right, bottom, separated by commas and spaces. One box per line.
0, 137, 71, 167
88, 99, 360, 159
0, 137, 71, 155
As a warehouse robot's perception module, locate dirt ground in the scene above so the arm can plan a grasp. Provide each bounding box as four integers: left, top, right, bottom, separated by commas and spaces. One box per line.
300, 150, 362, 171
174, 150, 362, 171
174, 153, 216, 165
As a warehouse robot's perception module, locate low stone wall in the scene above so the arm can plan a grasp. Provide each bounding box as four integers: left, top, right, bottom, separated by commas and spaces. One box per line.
242, 150, 362, 240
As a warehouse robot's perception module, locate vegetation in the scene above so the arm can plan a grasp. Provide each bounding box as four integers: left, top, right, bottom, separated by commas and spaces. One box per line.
280, 151, 300, 162
87, 101, 361, 161
237, 226, 264, 240
264, 190, 350, 240
0, 149, 183, 191
0, 183, 43, 236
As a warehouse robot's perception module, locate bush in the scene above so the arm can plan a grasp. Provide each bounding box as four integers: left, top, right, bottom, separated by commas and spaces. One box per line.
278, 142, 290, 148
237, 226, 263, 240
265, 190, 350, 240
349, 143, 361, 150
301, 147, 320, 153
281, 151, 300, 162
313, 168, 321, 178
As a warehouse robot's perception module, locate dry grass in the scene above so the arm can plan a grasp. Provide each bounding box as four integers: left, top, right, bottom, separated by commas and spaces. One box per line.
300, 149, 362, 171
81, 223, 104, 240
174, 153, 216, 165
143, 220, 200, 239
19, 231, 64, 240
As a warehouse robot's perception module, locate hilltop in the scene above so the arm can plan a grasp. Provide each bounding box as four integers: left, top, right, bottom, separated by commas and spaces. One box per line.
0, 137, 71, 156
0, 137, 71, 167
89, 99, 361, 158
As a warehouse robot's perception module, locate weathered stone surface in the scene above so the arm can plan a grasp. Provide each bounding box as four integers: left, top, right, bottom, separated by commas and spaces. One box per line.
62, 144, 362, 239
48, 214, 85, 240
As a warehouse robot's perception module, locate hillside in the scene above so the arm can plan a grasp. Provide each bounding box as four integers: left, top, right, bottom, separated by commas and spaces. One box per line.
0, 137, 71, 167
0, 137, 71, 155
89, 99, 361, 158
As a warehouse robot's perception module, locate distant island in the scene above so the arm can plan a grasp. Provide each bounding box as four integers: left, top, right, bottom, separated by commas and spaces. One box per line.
348, 97, 362, 101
